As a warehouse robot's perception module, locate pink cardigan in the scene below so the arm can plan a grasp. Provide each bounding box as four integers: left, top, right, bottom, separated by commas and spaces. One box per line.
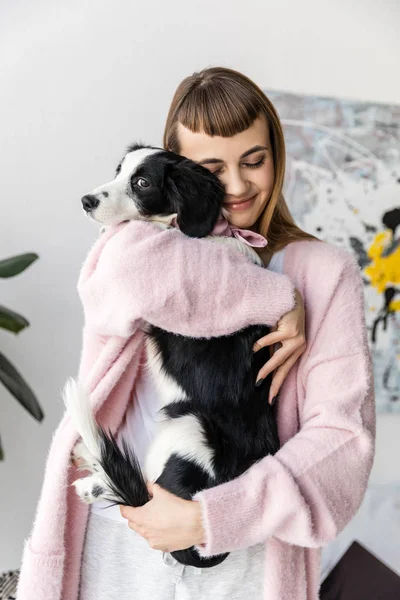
16, 220, 376, 600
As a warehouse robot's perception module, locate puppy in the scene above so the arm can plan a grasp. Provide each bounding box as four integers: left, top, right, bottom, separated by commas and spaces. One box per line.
64, 143, 280, 568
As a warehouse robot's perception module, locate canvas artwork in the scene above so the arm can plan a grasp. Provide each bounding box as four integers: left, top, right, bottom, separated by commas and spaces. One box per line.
264, 89, 400, 413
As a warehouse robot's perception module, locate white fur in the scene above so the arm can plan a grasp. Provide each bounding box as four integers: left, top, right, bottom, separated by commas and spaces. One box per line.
62, 377, 101, 460
71, 440, 99, 472
87, 148, 161, 226
144, 335, 216, 482
72, 472, 113, 504
63, 378, 117, 503
145, 336, 189, 412
144, 414, 216, 483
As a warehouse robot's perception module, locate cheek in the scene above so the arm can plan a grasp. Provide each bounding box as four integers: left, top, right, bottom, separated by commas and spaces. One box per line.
92, 193, 141, 224
256, 163, 275, 193
114, 194, 141, 215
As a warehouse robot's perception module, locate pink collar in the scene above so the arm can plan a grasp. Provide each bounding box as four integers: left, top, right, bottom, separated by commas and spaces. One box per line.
169, 215, 267, 248
211, 216, 267, 248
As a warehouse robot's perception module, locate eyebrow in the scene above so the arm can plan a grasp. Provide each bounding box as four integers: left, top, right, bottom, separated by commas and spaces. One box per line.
198, 145, 268, 166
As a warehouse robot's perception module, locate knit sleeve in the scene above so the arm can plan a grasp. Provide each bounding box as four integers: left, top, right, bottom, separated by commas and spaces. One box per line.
77, 219, 296, 338
191, 250, 376, 555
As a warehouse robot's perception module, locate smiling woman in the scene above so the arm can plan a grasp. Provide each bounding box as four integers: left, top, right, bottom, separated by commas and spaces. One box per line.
163, 67, 319, 266
178, 117, 274, 230
15, 67, 375, 600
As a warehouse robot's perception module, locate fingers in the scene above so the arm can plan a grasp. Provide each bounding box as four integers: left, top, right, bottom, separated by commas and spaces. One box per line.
128, 519, 146, 536
253, 330, 283, 352
256, 337, 305, 405
253, 328, 304, 353
266, 349, 304, 404
256, 344, 295, 381
121, 507, 149, 539
120, 505, 137, 521
253, 324, 306, 404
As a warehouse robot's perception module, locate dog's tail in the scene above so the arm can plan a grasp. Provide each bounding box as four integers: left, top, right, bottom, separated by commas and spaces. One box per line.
97, 431, 150, 507
62, 377, 228, 566
62, 376, 150, 507
62, 377, 101, 460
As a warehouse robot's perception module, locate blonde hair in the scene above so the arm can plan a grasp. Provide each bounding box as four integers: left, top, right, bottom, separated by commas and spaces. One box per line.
163, 66, 319, 252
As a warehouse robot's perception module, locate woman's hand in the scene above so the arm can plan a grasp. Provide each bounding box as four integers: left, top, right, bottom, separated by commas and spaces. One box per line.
120, 482, 205, 552
253, 288, 306, 405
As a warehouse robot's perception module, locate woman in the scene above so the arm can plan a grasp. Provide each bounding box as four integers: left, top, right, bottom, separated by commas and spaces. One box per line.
16, 67, 375, 600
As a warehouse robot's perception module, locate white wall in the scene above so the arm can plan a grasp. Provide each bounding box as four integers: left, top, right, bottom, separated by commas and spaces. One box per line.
0, 0, 398, 572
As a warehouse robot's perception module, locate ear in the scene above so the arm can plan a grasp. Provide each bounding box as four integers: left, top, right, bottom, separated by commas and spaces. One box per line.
163, 158, 224, 237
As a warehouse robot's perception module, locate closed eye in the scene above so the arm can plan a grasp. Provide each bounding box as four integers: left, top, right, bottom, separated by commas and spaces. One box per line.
245, 157, 266, 169
212, 156, 266, 176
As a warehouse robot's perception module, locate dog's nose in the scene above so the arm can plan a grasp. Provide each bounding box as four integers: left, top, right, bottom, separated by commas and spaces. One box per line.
81, 194, 100, 212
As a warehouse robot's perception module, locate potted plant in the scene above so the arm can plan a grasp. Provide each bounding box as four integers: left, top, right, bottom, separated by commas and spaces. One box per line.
0, 252, 43, 459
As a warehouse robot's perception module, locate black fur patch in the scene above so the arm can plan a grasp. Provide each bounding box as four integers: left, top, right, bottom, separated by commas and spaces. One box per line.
91, 485, 105, 498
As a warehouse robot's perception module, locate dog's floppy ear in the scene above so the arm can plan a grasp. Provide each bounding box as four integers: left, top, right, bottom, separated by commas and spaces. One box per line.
163, 158, 224, 237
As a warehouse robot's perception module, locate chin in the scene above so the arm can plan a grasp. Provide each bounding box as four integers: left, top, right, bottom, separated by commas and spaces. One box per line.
224, 211, 258, 230
223, 202, 266, 231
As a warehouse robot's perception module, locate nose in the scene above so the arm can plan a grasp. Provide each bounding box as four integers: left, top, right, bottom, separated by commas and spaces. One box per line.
222, 169, 250, 198
81, 194, 100, 212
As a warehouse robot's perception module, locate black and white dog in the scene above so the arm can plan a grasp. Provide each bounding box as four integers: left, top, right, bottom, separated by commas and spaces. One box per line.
64, 143, 280, 569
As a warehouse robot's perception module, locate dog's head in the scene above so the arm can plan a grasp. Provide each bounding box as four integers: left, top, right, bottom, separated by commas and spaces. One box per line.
81, 143, 225, 237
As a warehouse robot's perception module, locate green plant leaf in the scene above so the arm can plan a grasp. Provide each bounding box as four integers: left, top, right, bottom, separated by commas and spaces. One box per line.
0, 305, 30, 333
0, 351, 44, 421
0, 253, 39, 278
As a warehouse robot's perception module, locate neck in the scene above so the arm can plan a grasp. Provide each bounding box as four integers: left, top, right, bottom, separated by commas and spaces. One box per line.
255, 246, 274, 267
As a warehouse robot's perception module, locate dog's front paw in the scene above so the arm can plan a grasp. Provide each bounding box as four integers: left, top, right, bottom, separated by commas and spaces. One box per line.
72, 473, 110, 504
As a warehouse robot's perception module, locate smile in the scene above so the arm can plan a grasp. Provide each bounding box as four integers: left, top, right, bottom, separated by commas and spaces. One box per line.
223, 194, 257, 211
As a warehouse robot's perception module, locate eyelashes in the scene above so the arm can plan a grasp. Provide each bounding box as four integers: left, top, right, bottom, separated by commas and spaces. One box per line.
213, 156, 266, 176
245, 157, 266, 169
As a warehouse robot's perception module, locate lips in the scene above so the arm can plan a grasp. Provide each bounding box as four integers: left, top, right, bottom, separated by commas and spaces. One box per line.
223, 194, 257, 210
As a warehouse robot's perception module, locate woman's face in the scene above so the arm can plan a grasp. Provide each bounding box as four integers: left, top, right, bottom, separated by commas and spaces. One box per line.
177, 114, 275, 229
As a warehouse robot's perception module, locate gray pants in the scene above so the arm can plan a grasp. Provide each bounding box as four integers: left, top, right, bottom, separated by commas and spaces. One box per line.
78, 511, 266, 599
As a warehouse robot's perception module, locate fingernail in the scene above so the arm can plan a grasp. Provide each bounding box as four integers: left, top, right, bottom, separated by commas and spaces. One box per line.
255, 378, 265, 387
270, 395, 277, 406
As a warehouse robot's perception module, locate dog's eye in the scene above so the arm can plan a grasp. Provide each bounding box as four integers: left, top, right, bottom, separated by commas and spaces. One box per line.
137, 178, 150, 188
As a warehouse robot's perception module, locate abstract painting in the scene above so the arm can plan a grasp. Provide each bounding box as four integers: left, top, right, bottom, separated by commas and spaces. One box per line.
265, 89, 400, 412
